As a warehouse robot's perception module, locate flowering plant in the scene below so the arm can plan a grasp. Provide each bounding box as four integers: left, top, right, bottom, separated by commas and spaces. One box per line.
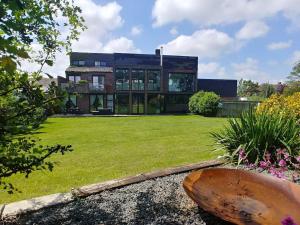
238, 148, 300, 181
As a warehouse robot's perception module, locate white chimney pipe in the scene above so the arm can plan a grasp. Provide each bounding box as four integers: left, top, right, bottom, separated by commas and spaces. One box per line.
160, 46, 163, 67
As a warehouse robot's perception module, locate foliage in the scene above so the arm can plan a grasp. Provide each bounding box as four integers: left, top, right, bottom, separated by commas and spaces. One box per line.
259, 83, 275, 98
211, 110, 300, 164
189, 91, 220, 116
44, 81, 67, 115
288, 61, 300, 81
257, 93, 300, 119
283, 81, 300, 96
0, 0, 85, 192
237, 79, 260, 97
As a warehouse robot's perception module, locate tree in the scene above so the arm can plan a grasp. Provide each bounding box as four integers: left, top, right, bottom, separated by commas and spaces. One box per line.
259, 83, 275, 98
284, 61, 300, 96
288, 61, 300, 81
0, 0, 85, 192
237, 79, 260, 97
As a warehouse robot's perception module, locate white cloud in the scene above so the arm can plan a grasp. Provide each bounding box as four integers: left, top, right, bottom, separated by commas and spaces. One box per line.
152, 0, 300, 28
267, 40, 292, 50
198, 62, 226, 78
170, 27, 178, 36
71, 1, 124, 52
160, 29, 235, 58
103, 37, 141, 53
235, 21, 269, 40
130, 26, 142, 36
231, 58, 272, 82
20, 1, 139, 77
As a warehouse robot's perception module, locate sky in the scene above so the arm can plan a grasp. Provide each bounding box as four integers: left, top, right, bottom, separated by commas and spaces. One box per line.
25, 0, 300, 83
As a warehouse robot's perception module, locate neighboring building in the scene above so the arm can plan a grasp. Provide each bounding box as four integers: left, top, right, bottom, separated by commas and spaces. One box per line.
197, 79, 237, 99
58, 50, 237, 114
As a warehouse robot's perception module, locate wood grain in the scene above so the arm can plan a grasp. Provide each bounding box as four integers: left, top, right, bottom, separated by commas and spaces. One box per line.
183, 168, 300, 225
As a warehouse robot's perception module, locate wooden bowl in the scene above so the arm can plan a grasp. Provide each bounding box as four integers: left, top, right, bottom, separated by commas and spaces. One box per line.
183, 168, 300, 225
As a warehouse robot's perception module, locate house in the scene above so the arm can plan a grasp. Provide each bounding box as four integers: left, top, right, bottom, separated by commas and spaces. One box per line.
58, 50, 237, 114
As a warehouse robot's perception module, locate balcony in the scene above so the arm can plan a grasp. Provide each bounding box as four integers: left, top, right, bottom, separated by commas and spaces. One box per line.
60, 82, 105, 93
89, 83, 105, 92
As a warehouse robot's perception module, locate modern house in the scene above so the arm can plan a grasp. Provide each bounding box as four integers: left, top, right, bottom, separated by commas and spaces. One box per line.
58, 50, 237, 114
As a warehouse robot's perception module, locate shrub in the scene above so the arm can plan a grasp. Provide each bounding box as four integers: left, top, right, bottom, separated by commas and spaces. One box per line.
189, 91, 220, 116
257, 92, 300, 119
211, 110, 300, 164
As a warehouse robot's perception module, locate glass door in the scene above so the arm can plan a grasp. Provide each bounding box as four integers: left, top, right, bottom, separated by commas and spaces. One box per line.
132, 93, 144, 114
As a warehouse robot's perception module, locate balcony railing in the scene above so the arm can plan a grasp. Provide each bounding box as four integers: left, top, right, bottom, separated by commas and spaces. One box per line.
89, 83, 105, 92
60, 82, 105, 93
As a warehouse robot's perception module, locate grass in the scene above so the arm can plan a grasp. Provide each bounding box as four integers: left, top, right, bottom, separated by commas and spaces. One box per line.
0, 115, 226, 204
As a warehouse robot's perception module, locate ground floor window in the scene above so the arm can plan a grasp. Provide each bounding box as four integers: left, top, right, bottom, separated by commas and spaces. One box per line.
65, 94, 77, 108
90, 94, 104, 112
107, 94, 114, 112
132, 93, 144, 114
115, 94, 129, 114
147, 94, 163, 114
165, 94, 191, 112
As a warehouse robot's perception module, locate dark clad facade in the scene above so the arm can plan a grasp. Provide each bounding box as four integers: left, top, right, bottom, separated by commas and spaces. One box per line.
59, 50, 236, 114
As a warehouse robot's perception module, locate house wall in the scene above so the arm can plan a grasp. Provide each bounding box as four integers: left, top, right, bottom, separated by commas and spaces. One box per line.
60, 51, 237, 114
197, 79, 237, 98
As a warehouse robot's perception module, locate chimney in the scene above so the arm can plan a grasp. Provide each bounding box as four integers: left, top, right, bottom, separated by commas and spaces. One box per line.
155, 48, 160, 56
160, 46, 163, 67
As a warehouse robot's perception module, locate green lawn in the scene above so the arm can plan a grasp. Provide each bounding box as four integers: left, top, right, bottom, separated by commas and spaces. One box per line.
0, 115, 226, 204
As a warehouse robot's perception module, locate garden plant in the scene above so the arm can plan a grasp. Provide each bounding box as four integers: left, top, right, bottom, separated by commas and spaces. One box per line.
189, 91, 220, 116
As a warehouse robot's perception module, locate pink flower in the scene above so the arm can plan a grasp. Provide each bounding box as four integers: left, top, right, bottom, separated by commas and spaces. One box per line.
281, 216, 297, 225
259, 161, 269, 169
296, 156, 300, 163
278, 159, 287, 167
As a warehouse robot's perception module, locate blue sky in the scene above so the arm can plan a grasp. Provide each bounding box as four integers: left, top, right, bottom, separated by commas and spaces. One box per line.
39, 0, 300, 83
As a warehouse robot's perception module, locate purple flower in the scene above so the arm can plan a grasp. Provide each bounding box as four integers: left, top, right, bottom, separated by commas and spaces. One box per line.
281, 216, 297, 225
278, 159, 287, 167
296, 156, 300, 163
259, 161, 269, 169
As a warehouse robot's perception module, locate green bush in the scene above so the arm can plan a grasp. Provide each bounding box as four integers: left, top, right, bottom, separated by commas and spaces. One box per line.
211, 110, 300, 164
189, 91, 220, 116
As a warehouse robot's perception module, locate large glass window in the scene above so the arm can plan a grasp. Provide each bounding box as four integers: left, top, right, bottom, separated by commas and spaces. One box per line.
168, 73, 194, 92
115, 94, 129, 114
90, 75, 104, 91
69, 75, 81, 83
131, 70, 145, 91
107, 94, 114, 112
115, 69, 129, 90
147, 94, 162, 114
65, 94, 77, 110
90, 95, 104, 112
132, 93, 144, 114
147, 70, 160, 91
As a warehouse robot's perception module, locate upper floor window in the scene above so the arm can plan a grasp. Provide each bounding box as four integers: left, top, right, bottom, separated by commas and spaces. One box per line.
147, 70, 160, 91
72, 60, 85, 66
168, 73, 194, 92
90, 75, 104, 91
115, 69, 129, 91
131, 70, 145, 91
95, 61, 107, 67
68, 75, 81, 83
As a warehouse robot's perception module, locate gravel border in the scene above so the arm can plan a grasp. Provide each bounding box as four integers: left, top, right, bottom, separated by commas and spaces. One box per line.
2, 172, 232, 225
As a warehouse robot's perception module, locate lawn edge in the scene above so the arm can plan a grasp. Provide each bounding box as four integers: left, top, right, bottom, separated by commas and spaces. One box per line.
0, 159, 223, 219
